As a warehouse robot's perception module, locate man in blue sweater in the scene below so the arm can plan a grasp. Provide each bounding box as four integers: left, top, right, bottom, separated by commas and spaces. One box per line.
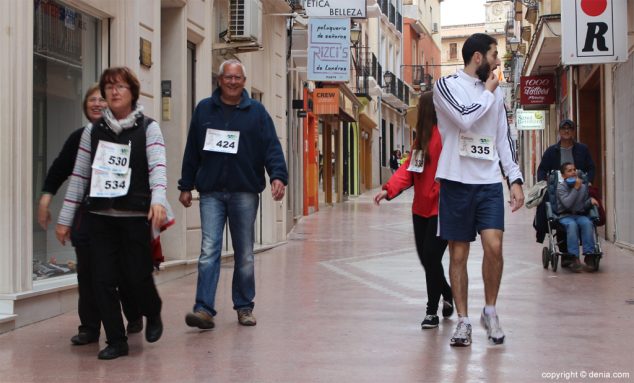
179, 59, 288, 329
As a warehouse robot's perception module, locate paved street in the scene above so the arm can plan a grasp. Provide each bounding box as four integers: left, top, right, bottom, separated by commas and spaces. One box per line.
1, 188, 633, 383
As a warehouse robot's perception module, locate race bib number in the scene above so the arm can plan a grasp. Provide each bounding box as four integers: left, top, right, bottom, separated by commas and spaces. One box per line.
459, 133, 495, 161
92, 140, 131, 174
407, 150, 425, 173
89, 168, 132, 198
203, 129, 240, 154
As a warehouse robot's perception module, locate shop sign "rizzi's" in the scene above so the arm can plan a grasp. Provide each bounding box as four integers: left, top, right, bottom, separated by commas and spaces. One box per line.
305, 0, 367, 18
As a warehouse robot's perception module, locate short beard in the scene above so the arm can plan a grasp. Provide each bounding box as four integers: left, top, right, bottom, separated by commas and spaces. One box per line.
476, 61, 491, 82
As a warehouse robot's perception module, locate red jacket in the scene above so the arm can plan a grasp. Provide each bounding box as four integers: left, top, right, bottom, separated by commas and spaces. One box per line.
382, 126, 441, 218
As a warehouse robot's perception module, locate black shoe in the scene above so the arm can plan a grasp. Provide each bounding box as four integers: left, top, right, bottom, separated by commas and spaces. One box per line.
145, 315, 163, 343
442, 299, 454, 318
421, 315, 439, 329
70, 331, 99, 345
126, 318, 143, 334
97, 342, 129, 360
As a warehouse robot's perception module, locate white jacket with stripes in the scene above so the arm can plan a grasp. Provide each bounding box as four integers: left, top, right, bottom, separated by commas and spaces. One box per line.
433, 70, 523, 185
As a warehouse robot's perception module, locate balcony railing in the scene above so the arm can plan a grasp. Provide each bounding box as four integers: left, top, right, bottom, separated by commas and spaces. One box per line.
384, 73, 410, 106
351, 48, 382, 96
287, 0, 303, 10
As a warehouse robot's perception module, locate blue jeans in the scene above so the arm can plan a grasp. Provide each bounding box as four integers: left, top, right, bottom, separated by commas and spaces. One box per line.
559, 215, 595, 258
194, 192, 259, 316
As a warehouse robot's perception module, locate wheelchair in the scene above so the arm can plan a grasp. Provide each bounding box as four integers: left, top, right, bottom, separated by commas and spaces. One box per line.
541, 170, 603, 272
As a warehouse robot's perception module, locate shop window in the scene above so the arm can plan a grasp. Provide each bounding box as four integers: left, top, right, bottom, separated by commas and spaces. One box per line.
32, 0, 102, 281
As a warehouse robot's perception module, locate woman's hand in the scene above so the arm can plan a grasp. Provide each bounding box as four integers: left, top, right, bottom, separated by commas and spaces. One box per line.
55, 224, 71, 246
38, 194, 53, 230
148, 204, 166, 229
374, 190, 388, 205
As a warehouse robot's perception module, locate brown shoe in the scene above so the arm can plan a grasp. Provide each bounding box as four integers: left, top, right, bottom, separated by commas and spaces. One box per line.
569, 259, 584, 273
237, 308, 256, 326
185, 310, 214, 329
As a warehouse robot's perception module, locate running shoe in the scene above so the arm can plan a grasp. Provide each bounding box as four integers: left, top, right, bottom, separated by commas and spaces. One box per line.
480, 308, 505, 344
421, 315, 439, 329
450, 321, 472, 347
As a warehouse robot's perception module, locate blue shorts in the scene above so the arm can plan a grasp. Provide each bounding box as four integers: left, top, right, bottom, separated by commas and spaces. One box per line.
439, 180, 504, 242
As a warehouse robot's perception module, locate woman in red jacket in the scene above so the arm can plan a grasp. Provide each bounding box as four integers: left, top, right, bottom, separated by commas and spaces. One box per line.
374, 91, 452, 329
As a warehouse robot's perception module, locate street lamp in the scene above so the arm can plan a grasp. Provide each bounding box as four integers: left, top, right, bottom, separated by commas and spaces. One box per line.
383, 71, 394, 86
350, 22, 361, 47
508, 37, 520, 53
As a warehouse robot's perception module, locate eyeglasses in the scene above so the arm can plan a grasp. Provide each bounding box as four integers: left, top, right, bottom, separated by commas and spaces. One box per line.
222, 75, 244, 82
104, 84, 130, 93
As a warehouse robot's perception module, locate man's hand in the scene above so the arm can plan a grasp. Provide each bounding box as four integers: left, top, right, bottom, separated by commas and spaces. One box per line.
591, 197, 599, 206
574, 177, 583, 189
485, 71, 499, 93
510, 183, 524, 212
271, 179, 286, 201
179, 190, 192, 208
374, 190, 388, 205
38, 194, 53, 230
148, 204, 167, 229
55, 224, 71, 246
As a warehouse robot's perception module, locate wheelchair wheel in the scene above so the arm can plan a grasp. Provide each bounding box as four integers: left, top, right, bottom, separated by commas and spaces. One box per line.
551, 253, 559, 272
542, 247, 550, 269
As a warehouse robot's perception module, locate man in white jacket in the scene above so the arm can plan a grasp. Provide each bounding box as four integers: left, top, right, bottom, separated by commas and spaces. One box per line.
433, 33, 524, 347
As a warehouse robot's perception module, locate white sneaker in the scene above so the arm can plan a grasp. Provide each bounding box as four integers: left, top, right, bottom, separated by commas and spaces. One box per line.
450, 321, 472, 347
480, 309, 505, 344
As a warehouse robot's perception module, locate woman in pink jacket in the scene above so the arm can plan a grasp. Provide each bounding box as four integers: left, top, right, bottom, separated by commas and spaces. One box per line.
374, 91, 452, 329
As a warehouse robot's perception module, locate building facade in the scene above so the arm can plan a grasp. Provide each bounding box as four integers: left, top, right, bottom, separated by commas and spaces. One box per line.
510, 0, 634, 251
0, 0, 292, 332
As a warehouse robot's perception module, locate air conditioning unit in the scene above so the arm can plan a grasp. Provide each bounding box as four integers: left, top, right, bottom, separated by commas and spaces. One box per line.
432, 22, 439, 34
229, 0, 262, 41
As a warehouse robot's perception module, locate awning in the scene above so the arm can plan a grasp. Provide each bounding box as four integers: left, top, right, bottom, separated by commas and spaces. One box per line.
523, 15, 561, 76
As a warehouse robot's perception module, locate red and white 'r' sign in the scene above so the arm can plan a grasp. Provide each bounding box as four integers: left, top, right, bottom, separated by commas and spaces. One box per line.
562, 0, 627, 65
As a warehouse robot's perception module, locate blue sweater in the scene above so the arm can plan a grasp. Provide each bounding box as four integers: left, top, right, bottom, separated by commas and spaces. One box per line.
537, 141, 595, 183
179, 89, 288, 193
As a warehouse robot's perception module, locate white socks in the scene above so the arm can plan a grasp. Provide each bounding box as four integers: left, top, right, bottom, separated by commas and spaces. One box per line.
484, 305, 497, 316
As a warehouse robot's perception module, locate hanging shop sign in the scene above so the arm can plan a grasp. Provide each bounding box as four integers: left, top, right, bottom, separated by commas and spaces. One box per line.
313, 88, 340, 114
562, 0, 627, 65
305, 0, 367, 18
308, 18, 350, 82
520, 75, 555, 105
516, 109, 546, 130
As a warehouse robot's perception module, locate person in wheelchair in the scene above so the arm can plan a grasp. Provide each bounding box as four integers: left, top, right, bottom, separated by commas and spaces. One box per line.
534, 119, 596, 248
556, 162, 600, 272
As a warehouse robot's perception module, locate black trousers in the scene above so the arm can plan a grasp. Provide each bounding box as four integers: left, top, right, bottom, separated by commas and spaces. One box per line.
89, 214, 161, 345
412, 214, 451, 315
75, 226, 141, 336
75, 244, 101, 336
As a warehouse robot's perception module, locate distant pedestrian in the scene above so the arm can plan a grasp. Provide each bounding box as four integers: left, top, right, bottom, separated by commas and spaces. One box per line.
433, 33, 524, 347
179, 59, 288, 330
374, 91, 453, 329
389, 150, 401, 173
